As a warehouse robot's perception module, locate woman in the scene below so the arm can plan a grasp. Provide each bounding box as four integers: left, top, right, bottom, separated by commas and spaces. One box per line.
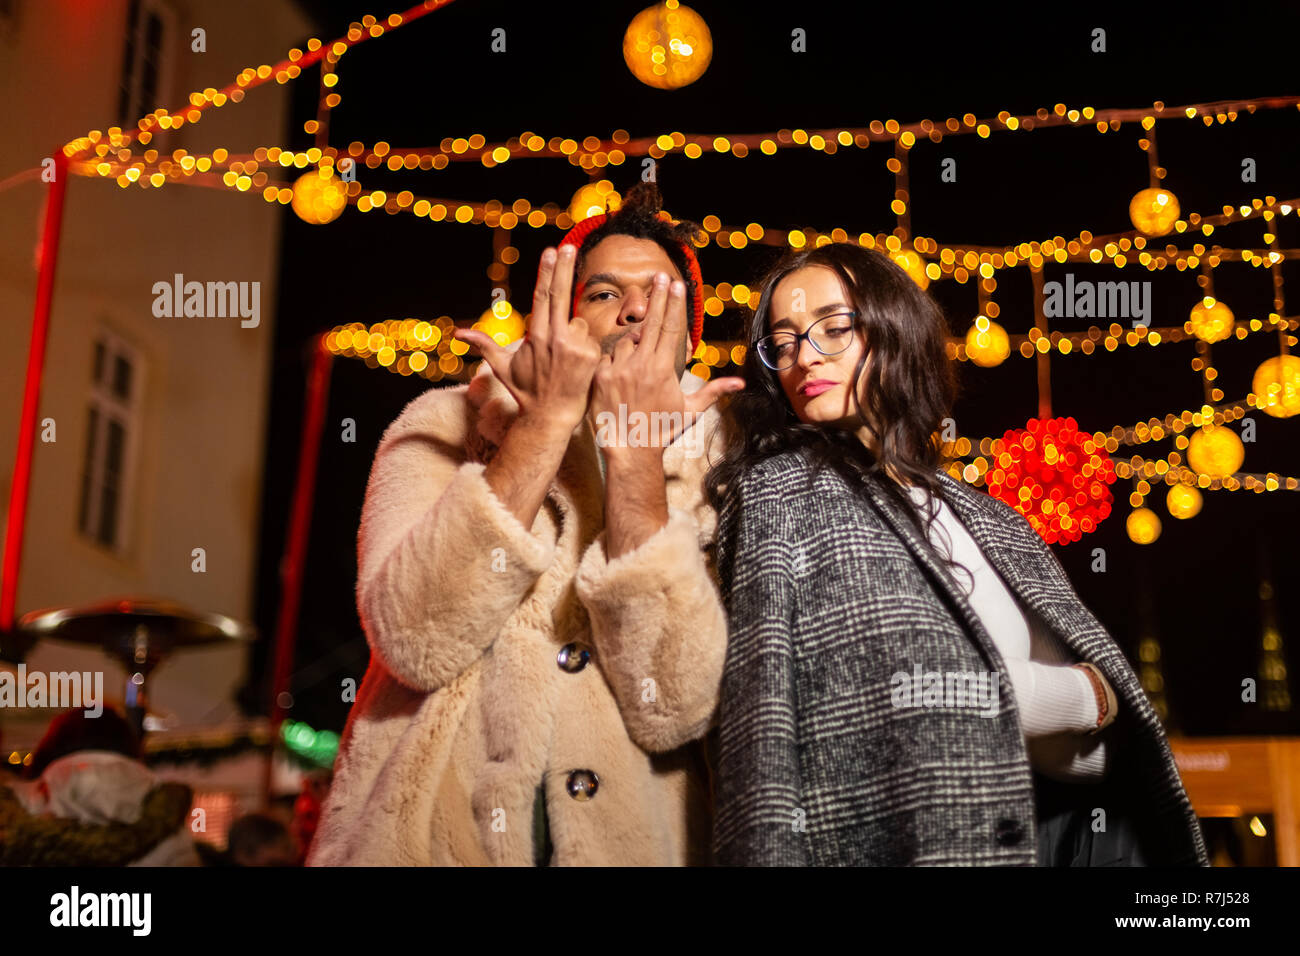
704, 243, 1207, 866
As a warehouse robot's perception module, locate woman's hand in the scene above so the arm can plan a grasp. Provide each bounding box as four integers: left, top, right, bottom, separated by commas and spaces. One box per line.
454, 244, 602, 432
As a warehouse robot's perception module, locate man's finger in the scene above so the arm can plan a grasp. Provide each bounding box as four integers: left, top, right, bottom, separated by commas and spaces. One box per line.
569, 314, 596, 344
683, 376, 746, 415
636, 272, 670, 357
549, 243, 578, 341
655, 278, 689, 362
530, 248, 557, 347
610, 330, 638, 365
453, 329, 514, 388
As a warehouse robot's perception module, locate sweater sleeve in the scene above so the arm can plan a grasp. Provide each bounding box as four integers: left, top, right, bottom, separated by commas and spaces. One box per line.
356, 394, 556, 692
574, 507, 728, 754
1028, 731, 1109, 782
711, 471, 810, 866
1003, 608, 1112, 781
1002, 658, 1099, 736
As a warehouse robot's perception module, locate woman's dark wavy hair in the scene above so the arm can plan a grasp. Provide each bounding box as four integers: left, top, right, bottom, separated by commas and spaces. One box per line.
704, 242, 969, 582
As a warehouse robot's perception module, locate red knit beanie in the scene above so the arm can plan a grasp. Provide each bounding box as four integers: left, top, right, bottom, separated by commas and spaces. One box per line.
558, 212, 706, 353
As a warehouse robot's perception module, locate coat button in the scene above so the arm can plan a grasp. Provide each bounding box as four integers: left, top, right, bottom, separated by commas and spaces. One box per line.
566, 770, 599, 801
556, 642, 591, 673
994, 818, 1024, 846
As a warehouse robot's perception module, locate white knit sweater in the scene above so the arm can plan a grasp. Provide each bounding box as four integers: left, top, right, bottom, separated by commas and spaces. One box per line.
909, 487, 1109, 782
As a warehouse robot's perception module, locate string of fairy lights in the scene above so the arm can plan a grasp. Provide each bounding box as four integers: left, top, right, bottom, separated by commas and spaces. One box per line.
940, 398, 1296, 487
51, 2, 1300, 554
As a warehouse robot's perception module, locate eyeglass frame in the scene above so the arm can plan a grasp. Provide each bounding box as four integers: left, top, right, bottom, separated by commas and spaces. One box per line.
755, 310, 860, 370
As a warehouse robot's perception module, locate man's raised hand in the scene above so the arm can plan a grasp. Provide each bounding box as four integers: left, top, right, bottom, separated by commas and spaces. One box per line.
591, 273, 744, 455
454, 244, 602, 431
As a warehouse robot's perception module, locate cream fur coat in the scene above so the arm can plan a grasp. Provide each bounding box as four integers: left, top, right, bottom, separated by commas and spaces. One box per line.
307, 354, 728, 866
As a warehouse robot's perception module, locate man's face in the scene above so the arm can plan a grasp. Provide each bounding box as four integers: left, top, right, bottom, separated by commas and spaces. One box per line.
574, 234, 692, 377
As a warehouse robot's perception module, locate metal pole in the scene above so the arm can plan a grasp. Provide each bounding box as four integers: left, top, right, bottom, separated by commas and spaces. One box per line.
262, 334, 334, 806
1, 149, 70, 633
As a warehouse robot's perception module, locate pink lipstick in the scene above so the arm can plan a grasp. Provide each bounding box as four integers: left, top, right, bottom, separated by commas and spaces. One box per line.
800, 380, 836, 397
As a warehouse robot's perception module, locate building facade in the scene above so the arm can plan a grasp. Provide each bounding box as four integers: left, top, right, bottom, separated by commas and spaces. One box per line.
0, 0, 312, 754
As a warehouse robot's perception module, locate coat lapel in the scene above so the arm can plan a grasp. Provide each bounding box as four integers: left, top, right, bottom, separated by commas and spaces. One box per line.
933, 472, 1090, 661
857, 473, 1009, 673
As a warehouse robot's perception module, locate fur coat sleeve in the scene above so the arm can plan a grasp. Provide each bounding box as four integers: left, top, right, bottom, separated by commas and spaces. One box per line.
572, 373, 730, 756
355, 388, 557, 692
575, 503, 729, 754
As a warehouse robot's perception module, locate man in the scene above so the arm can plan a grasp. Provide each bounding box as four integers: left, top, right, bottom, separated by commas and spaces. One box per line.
307, 184, 741, 866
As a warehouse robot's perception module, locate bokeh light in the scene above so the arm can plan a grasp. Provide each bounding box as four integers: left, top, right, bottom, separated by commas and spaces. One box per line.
623, 1, 713, 90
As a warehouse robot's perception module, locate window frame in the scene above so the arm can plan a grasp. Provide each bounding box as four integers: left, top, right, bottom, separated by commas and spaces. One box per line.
117, 0, 178, 131
78, 326, 146, 558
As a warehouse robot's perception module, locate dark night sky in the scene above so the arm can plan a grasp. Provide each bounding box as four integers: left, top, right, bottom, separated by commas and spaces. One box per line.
245, 1, 1300, 738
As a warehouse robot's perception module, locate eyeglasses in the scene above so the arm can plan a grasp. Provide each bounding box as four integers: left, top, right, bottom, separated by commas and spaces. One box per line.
755, 311, 858, 370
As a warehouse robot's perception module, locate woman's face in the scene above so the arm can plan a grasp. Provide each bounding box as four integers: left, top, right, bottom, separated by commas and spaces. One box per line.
767, 266, 869, 429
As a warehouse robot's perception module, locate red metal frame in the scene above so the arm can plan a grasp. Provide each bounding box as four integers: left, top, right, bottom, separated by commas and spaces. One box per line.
2, 149, 69, 632
263, 334, 334, 804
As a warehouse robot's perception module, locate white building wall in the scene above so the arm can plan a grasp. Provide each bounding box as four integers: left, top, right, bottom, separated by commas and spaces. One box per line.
0, 0, 313, 749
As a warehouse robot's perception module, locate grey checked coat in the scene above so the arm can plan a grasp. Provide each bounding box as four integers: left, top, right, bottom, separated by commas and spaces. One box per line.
711, 450, 1208, 866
